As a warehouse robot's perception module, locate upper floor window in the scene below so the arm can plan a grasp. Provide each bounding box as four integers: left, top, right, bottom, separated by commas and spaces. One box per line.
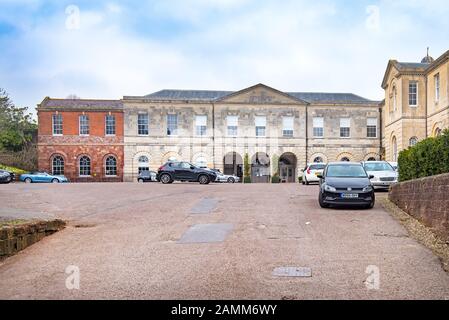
392, 86, 397, 112
367, 118, 377, 138
52, 114, 63, 135
282, 116, 294, 137
313, 117, 324, 137
435, 74, 440, 102
227, 115, 238, 136
409, 82, 418, 107
340, 118, 350, 138
195, 115, 207, 136
255, 116, 266, 137
138, 113, 149, 135
79, 115, 89, 136
105, 115, 116, 136
167, 114, 178, 136
105, 156, 117, 176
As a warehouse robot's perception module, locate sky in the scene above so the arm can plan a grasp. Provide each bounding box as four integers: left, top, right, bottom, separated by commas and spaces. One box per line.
0, 0, 448, 116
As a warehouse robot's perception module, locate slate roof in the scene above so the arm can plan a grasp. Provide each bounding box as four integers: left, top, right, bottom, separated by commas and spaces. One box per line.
143, 89, 377, 104
396, 62, 430, 70
38, 98, 123, 110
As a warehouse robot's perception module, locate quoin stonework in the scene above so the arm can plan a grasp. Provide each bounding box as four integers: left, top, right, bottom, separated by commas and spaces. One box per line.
37, 50, 449, 182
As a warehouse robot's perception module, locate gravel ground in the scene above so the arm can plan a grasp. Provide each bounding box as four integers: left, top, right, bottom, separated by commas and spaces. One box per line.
0, 182, 448, 300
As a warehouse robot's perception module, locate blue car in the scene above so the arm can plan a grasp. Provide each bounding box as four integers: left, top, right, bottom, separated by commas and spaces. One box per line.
20, 172, 69, 183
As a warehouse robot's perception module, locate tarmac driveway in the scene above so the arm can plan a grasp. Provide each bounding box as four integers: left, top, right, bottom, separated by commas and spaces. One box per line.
0, 182, 449, 299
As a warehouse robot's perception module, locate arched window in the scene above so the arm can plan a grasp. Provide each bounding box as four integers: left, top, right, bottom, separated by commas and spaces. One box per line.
168, 156, 178, 162
367, 157, 376, 162
105, 156, 117, 176
435, 128, 442, 137
409, 137, 418, 147
195, 156, 208, 168
313, 157, 324, 163
392, 136, 398, 162
392, 86, 397, 111
341, 157, 350, 162
79, 156, 91, 176
52, 155, 64, 175
138, 156, 149, 174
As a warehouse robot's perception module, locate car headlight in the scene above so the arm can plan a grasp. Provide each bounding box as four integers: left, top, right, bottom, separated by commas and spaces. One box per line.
324, 184, 337, 192
363, 185, 373, 192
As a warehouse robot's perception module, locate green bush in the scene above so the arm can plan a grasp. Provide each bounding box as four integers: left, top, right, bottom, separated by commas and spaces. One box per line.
298, 176, 303, 183
398, 129, 449, 181
271, 175, 280, 183
244, 176, 252, 184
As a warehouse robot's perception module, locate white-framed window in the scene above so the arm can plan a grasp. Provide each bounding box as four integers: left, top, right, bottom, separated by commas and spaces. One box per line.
105, 156, 117, 176
409, 82, 418, 107
52, 155, 64, 175
138, 156, 149, 174
409, 137, 418, 147
79, 115, 89, 136
435, 74, 440, 102
255, 116, 266, 137
195, 115, 207, 136
340, 118, 350, 138
282, 116, 294, 137
367, 118, 377, 138
392, 86, 397, 112
227, 115, 238, 137
313, 117, 324, 137
138, 113, 149, 135
105, 115, 116, 136
79, 156, 91, 176
52, 114, 63, 135
167, 114, 178, 136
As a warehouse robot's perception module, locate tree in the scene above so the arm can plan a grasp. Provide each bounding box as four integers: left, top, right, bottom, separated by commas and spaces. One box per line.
0, 88, 37, 152
243, 153, 251, 183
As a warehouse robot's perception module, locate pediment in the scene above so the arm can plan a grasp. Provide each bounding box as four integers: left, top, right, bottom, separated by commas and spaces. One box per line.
217, 84, 307, 105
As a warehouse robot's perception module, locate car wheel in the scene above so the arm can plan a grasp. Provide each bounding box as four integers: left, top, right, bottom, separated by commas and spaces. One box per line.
160, 173, 172, 184
6, 176, 12, 183
138, 178, 144, 183
51, 178, 60, 183
227, 177, 235, 184
198, 175, 210, 185
24, 177, 32, 183
318, 192, 329, 208
305, 178, 310, 185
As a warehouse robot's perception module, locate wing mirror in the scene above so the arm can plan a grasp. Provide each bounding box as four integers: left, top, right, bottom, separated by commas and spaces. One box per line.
190, 166, 195, 170
317, 174, 323, 179
369, 175, 375, 179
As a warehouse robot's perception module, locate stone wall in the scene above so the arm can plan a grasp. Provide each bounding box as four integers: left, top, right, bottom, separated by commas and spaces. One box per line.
0, 220, 65, 258
389, 173, 449, 241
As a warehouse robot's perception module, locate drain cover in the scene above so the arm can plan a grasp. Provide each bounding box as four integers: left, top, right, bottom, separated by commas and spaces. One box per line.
190, 198, 218, 215
272, 267, 312, 278
178, 223, 233, 244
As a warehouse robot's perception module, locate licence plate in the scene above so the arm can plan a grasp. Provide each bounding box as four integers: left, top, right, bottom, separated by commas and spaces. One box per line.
341, 193, 359, 199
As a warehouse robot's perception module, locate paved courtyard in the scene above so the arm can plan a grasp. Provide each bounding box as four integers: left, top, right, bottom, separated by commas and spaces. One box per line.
0, 182, 449, 299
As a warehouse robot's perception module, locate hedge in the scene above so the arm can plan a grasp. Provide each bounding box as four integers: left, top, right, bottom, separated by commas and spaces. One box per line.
398, 129, 449, 181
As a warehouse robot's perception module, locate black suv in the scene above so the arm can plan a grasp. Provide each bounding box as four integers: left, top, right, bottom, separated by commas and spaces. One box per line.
157, 162, 217, 185
0, 170, 14, 184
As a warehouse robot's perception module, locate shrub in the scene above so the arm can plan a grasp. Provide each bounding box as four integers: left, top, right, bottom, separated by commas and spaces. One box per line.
244, 176, 252, 184
398, 129, 449, 181
271, 175, 280, 183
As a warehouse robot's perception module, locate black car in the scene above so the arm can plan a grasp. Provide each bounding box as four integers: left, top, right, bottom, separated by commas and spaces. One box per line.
0, 170, 14, 184
157, 162, 217, 185
317, 162, 375, 209
137, 171, 158, 183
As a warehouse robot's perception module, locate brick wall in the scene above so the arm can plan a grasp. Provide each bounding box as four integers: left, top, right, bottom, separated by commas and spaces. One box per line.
389, 173, 449, 241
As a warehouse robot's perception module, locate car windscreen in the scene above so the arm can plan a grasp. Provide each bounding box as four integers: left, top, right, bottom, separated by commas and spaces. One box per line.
364, 162, 394, 172
326, 165, 367, 178
310, 164, 326, 170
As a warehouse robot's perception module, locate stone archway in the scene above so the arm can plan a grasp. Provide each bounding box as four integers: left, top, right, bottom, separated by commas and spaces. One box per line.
223, 152, 243, 179
251, 152, 270, 183
279, 153, 297, 183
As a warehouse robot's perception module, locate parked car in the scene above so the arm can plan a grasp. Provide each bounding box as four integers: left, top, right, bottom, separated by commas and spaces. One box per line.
0, 170, 14, 184
317, 162, 375, 209
302, 163, 327, 185
388, 162, 399, 171
362, 161, 398, 190
137, 171, 158, 183
20, 172, 69, 183
214, 171, 240, 183
157, 162, 217, 185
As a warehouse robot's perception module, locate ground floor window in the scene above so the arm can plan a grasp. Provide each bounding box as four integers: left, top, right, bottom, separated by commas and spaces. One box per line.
79, 156, 91, 176
105, 156, 117, 176
138, 156, 149, 174
313, 157, 324, 163
52, 155, 64, 175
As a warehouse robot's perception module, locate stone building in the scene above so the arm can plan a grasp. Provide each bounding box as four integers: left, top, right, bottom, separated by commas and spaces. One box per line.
37, 83, 382, 183
382, 50, 449, 161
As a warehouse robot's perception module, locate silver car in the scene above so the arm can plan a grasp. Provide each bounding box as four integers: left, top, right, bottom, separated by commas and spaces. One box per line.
214, 172, 240, 183
362, 161, 398, 189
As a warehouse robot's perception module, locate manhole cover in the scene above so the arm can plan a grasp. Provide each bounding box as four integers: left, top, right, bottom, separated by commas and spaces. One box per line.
178, 223, 233, 244
190, 198, 218, 215
272, 267, 312, 278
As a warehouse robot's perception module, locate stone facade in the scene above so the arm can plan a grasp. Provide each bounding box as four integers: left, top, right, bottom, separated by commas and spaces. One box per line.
382, 50, 449, 161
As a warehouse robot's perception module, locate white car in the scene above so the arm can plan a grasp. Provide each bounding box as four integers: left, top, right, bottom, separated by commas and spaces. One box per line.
388, 162, 398, 171
302, 163, 326, 185
362, 161, 398, 189
215, 172, 240, 183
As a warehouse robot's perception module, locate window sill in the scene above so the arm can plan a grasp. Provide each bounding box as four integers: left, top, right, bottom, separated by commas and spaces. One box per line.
52, 134, 63, 137
79, 135, 90, 137
105, 134, 116, 137
79, 175, 92, 178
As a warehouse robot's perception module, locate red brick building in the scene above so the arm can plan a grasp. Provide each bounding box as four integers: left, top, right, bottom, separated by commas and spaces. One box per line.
37, 98, 124, 182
